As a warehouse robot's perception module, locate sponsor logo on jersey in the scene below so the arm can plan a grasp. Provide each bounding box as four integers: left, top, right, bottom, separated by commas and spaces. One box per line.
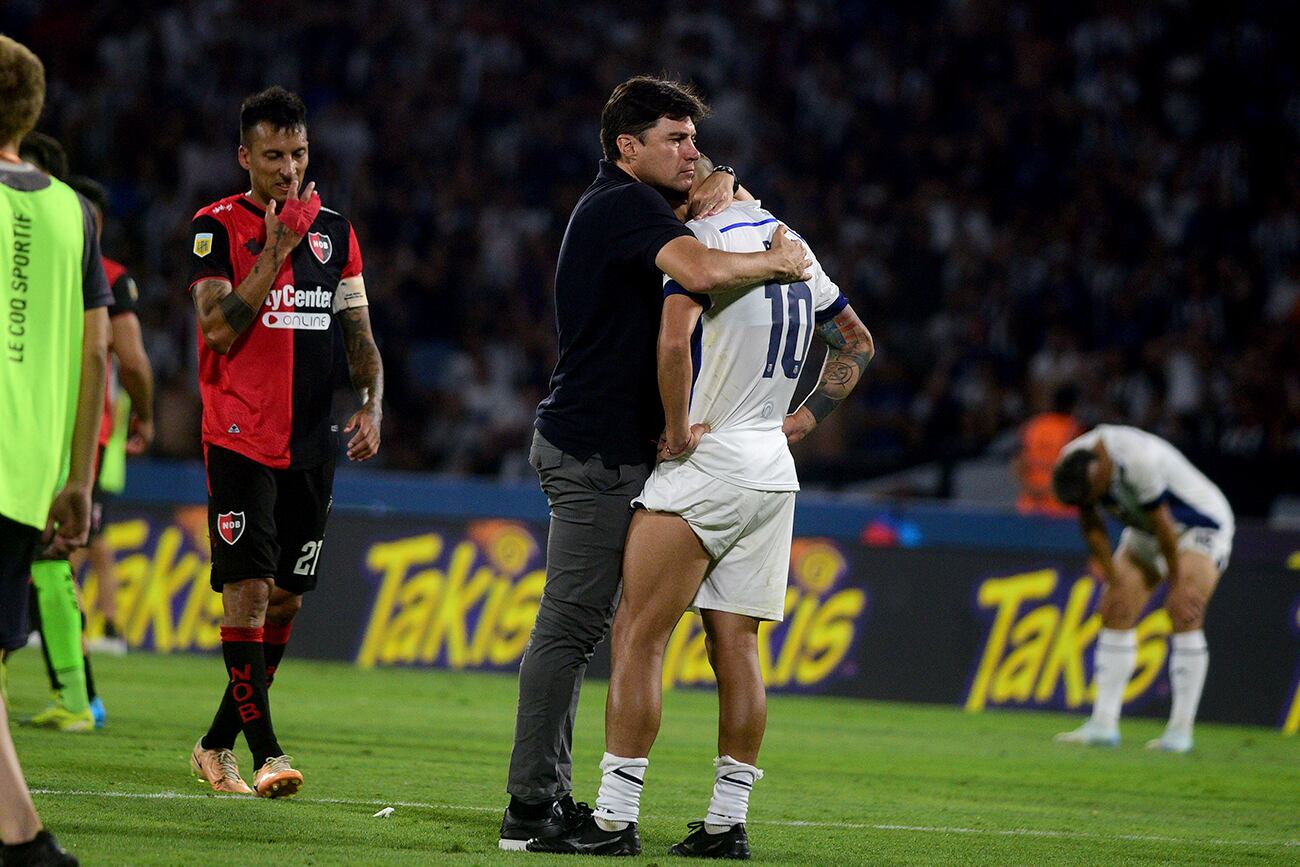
193, 233, 213, 257
265, 284, 332, 310
263, 311, 331, 331
217, 511, 245, 545
227, 423, 240, 434
308, 232, 332, 264
259, 283, 334, 330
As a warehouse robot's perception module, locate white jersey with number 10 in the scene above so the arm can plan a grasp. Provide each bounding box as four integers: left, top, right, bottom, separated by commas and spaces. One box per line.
662, 201, 847, 492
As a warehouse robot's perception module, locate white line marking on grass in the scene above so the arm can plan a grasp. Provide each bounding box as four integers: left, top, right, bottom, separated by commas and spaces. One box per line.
31, 790, 1296, 849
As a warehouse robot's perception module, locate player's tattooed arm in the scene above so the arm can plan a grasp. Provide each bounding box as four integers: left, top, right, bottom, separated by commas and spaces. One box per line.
785, 303, 874, 446
193, 179, 316, 354
339, 304, 384, 461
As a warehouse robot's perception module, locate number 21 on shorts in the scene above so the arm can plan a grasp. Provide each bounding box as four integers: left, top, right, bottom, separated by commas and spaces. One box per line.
294, 539, 324, 576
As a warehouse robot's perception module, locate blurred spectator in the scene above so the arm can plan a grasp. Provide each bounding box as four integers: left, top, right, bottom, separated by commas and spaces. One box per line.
7, 0, 1298, 515
1013, 385, 1082, 516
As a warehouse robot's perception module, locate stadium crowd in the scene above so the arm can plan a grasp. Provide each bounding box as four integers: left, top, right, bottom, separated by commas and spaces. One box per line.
5, 0, 1297, 515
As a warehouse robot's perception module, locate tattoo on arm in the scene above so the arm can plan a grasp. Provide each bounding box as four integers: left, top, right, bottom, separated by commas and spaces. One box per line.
799, 309, 874, 425
339, 307, 384, 407
218, 291, 256, 335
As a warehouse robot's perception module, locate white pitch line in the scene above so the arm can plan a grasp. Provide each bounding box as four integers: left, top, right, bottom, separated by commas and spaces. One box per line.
29, 789, 1296, 849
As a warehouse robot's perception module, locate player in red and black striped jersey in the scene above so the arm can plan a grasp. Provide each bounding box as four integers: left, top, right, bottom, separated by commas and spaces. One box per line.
186, 87, 383, 798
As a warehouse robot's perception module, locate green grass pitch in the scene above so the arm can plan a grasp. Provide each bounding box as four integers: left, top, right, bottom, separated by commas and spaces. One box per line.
5, 651, 1297, 865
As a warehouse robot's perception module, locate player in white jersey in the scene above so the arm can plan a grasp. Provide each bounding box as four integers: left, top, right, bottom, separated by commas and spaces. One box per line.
1050, 424, 1234, 752
534, 167, 874, 859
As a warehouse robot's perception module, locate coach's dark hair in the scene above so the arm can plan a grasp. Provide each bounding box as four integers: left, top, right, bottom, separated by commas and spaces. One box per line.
1052, 449, 1096, 506
66, 174, 108, 216
600, 76, 709, 162
20, 130, 66, 178
240, 86, 307, 143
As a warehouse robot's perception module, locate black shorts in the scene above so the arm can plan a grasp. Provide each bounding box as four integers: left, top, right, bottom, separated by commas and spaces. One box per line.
206, 444, 335, 594
0, 512, 40, 652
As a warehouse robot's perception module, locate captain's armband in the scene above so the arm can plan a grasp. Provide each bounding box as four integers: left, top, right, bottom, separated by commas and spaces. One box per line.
334, 276, 369, 312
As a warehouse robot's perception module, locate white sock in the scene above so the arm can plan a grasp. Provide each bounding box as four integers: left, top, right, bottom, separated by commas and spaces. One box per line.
1167, 630, 1209, 736
705, 755, 763, 831
1090, 628, 1137, 730
594, 752, 647, 828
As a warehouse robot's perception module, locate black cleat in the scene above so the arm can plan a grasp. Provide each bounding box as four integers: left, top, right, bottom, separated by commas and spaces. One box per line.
498, 796, 593, 851
1, 830, 79, 867
558, 795, 594, 829
669, 821, 751, 859
525, 815, 641, 856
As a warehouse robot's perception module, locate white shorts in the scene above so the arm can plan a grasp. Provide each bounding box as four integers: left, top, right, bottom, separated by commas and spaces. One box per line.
1118, 524, 1233, 577
634, 459, 795, 622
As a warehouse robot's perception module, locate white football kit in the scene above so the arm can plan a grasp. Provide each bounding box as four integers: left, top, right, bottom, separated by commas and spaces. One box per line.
1062, 424, 1234, 573
635, 202, 848, 621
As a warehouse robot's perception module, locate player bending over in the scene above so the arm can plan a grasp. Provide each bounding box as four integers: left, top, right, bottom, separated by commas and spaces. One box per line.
1051, 424, 1233, 752
529, 173, 873, 857
186, 87, 383, 797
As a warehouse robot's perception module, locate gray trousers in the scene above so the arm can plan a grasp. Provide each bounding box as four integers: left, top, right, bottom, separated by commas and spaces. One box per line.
506, 430, 650, 803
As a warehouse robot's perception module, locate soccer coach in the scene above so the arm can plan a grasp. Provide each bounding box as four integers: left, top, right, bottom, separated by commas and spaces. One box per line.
499, 76, 812, 850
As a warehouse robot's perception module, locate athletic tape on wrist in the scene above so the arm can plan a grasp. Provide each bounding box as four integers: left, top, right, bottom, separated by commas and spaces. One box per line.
278, 193, 321, 236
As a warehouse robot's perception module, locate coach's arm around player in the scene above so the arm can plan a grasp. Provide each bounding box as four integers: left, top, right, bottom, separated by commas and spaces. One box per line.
781, 304, 875, 446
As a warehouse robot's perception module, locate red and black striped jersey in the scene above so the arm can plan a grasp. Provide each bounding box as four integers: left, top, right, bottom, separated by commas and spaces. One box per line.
187, 193, 365, 470
98, 255, 139, 447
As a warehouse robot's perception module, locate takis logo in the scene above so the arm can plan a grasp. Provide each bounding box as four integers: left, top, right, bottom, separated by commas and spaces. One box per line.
217, 511, 245, 545
308, 232, 332, 264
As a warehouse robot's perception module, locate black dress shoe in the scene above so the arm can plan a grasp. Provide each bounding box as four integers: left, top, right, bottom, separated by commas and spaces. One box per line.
499, 799, 566, 851
669, 821, 751, 859
2, 830, 79, 867
525, 815, 641, 856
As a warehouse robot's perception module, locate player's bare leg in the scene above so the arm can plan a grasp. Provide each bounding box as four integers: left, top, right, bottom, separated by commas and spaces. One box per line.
1148, 550, 1220, 753
0, 683, 42, 844
1057, 548, 1155, 746
532, 509, 708, 856
668, 609, 764, 859
83, 537, 126, 653
531, 511, 708, 855
701, 610, 765, 765
605, 511, 710, 759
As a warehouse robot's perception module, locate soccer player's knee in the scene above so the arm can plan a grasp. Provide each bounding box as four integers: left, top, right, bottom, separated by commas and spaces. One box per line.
267, 593, 302, 624
1166, 590, 1206, 631
1098, 595, 1139, 629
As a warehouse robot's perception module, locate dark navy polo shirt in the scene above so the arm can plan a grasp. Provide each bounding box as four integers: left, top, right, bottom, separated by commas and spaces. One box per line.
536, 160, 693, 467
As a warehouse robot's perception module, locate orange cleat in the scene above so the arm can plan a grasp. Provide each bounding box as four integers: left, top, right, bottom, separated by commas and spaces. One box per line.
253, 755, 303, 798
191, 739, 253, 794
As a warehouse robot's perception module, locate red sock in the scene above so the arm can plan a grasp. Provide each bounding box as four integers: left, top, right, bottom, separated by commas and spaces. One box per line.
264, 621, 293, 686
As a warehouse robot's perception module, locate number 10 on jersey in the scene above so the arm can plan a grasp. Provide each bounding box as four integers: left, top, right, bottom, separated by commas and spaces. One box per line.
763, 281, 814, 379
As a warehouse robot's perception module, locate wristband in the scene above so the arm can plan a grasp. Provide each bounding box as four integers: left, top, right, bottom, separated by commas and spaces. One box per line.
278, 192, 321, 236
218, 291, 257, 334
712, 165, 740, 194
